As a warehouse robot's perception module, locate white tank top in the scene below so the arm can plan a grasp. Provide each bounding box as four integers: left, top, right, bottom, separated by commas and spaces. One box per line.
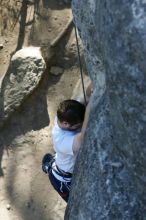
52, 118, 79, 175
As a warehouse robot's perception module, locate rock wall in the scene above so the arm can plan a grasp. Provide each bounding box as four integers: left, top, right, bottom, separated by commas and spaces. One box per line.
65, 0, 146, 219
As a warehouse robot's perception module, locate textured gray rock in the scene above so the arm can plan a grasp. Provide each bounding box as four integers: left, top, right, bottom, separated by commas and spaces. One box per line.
0, 47, 46, 129
65, 0, 146, 219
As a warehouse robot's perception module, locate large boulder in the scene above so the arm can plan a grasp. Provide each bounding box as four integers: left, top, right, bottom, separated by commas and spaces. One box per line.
65, 0, 146, 219
0, 47, 46, 129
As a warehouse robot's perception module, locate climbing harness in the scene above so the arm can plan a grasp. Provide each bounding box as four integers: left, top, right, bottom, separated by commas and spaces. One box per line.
74, 24, 87, 105
42, 153, 72, 179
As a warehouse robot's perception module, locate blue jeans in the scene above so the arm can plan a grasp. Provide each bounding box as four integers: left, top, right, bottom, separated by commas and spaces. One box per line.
49, 171, 71, 203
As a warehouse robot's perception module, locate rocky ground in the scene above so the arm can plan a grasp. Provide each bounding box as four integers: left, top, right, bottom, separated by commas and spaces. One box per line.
0, 1, 85, 219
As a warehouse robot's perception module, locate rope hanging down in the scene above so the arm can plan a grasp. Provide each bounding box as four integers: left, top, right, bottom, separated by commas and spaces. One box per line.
74, 25, 87, 105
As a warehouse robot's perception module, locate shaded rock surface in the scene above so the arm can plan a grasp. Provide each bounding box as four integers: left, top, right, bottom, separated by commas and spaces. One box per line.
50, 66, 64, 76
0, 47, 46, 128
65, 0, 146, 219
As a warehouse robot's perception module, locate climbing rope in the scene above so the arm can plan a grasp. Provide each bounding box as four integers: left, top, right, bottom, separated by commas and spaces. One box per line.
74, 25, 87, 105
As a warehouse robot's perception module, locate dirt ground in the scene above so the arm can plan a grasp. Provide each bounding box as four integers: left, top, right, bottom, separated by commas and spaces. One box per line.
0, 1, 83, 219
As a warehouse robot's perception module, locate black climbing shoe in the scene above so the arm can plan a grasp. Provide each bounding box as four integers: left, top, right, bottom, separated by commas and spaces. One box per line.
42, 153, 55, 174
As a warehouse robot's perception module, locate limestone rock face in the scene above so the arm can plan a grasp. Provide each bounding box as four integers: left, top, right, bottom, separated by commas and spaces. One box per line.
0, 47, 46, 128
65, 0, 146, 219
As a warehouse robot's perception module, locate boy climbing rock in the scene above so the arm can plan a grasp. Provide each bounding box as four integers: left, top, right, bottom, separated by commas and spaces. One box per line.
42, 84, 93, 202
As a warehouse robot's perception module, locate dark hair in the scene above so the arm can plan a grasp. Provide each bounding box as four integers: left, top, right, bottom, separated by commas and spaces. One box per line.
57, 100, 85, 125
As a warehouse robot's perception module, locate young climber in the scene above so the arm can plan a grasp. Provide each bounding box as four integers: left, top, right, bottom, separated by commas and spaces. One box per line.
42, 86, 92, 202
